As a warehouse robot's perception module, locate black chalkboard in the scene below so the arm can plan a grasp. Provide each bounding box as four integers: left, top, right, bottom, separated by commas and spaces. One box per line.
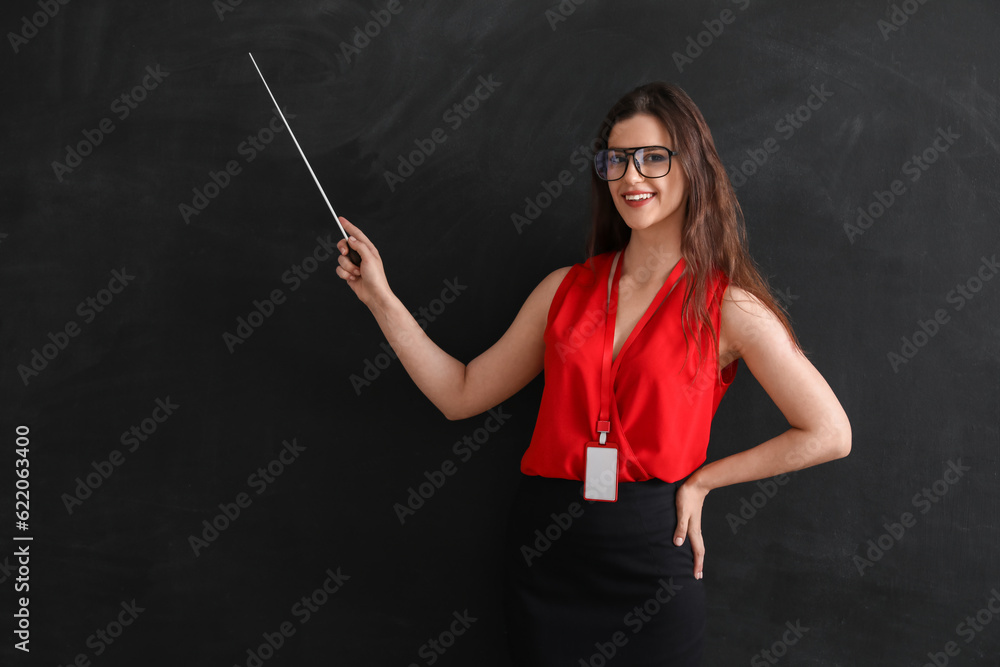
2, 1, 998, 665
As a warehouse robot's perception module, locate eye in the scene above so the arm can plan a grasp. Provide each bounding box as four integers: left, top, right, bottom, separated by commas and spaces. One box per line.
642, 150, 668, 163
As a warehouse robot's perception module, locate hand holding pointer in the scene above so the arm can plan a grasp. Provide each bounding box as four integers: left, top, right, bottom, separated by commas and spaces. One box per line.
336, 217, 391, 307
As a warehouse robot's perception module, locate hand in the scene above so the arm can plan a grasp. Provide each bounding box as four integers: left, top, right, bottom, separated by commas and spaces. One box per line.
674, 476, 710, 580
336, 217, 391, 308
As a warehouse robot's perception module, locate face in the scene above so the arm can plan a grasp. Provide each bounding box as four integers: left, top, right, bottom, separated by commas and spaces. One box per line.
605, 113, 689, 233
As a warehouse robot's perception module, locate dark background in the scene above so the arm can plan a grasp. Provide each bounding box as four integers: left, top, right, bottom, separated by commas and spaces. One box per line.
2, 1, 998, 665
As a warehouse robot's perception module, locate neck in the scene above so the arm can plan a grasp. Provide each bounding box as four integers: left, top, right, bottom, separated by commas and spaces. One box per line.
620, 221, 683, 290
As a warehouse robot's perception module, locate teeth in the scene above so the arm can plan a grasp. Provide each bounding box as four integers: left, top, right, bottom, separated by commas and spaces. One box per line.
625, 193, 654, 201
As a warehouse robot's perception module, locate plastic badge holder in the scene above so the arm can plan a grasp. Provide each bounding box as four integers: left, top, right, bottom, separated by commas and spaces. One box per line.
584, 443, 618, 501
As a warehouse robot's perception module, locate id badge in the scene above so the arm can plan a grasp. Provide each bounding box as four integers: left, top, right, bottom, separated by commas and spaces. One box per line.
584, 442, 618, 502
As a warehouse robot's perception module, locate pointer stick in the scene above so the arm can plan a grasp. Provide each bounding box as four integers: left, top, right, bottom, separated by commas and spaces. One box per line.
248, 52, 362, 267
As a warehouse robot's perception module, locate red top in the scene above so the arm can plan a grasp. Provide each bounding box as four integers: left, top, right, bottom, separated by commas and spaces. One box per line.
520, 249, 738, 483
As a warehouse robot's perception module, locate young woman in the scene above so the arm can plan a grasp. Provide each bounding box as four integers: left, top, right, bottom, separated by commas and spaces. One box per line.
333, 82, 851, 666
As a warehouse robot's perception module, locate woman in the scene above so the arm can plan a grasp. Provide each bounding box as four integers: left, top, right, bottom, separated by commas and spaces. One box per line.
334, 82, 851, 666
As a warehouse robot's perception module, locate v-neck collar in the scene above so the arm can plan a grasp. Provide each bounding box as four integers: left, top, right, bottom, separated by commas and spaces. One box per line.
606, 249, 686, 370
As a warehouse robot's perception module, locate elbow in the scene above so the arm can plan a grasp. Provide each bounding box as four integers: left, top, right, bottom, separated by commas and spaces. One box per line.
803, 412, 851, 464
838, 429, 852, 459
442, 368, 468, 421
788, 413, 851, 470
830, 413, 852, 460
442, 402, 466, 422
833, 435, 851, 460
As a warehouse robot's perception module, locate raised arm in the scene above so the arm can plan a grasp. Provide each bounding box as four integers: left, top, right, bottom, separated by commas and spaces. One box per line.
335, 217, 570, 421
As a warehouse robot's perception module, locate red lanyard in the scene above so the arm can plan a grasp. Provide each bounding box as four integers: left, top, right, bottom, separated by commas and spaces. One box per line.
596, 250, 686, 444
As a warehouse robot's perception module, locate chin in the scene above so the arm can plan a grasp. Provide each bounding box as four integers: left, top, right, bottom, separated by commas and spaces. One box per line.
618, 209, 662, 230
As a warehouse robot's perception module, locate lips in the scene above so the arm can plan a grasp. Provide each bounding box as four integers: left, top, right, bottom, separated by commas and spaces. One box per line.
622, 191, 656, 207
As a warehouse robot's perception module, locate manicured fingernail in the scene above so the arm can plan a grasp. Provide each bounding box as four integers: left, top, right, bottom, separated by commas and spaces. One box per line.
674, 537, 683, 546
349, 235, 356, 241
696, 571, 703, 580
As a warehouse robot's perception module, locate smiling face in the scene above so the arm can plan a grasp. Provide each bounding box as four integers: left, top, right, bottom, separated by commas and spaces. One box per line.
606, 112, 689, 234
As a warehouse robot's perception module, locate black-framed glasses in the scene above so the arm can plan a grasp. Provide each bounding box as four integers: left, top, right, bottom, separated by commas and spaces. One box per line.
594, 145, 677, 181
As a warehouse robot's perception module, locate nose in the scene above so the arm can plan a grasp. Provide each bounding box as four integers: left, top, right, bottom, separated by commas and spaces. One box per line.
622, 156, 644, 183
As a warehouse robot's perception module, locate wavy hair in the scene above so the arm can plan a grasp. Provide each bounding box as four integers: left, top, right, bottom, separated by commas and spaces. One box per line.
585, 82, 805, 380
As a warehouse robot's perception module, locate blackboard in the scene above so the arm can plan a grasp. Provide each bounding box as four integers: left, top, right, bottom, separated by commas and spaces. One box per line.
2, 1, 998, 665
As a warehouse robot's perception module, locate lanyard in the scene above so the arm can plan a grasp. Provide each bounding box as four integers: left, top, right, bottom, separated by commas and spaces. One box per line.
596, 250, 685, 444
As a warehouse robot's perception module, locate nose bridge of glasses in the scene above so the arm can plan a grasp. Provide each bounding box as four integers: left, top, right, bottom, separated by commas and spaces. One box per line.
624, 153, 642, 179
624, 148, 650, 179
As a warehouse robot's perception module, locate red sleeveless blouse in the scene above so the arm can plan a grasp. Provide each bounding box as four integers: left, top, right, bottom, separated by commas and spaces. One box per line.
520, 249, 738, 483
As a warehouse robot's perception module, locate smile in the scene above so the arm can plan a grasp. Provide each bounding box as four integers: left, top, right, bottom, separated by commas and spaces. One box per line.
624, 193, 655, 201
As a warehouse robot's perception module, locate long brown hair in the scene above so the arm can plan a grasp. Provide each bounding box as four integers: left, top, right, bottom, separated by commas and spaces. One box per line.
585, 82, 806, 380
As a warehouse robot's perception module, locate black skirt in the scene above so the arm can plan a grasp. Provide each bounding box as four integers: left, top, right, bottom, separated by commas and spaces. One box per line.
502, 474, 704, 667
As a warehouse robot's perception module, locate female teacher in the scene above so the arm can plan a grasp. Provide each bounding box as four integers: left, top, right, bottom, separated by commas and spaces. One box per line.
333, 82, 851, 666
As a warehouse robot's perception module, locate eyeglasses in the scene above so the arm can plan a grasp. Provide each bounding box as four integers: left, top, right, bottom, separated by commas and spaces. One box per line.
594, 145, 677, 181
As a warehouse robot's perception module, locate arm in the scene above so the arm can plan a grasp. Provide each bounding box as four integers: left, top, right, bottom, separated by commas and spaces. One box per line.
335, 217, 570, 421
674, 284, 852, 578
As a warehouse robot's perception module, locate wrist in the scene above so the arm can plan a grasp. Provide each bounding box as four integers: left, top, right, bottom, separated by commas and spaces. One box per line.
685, 466, 714, 494
368, 287, 396, 312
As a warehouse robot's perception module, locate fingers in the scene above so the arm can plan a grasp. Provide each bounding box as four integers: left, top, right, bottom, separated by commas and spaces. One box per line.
339, 216, 363, 239
335, 258, 359, 282
339, 217, 370, 247
336, 239, 361, 281
339, 217, 380, 260
674, 493, 705, 580
346, 235, 370, 262
689, 517, 705, 580
334, 219, 390, 302
335, 264, 358, 282
675, 519, 705, 580
672, 517, 687, 548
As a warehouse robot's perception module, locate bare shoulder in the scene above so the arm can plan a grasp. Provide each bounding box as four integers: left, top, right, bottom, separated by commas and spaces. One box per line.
541, 265, 573, 292
721, 283, 770, 317
500, 264, 574, 350
516, 264, 575, 348
718, 283, 790, 365
527, 265, 574, 312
